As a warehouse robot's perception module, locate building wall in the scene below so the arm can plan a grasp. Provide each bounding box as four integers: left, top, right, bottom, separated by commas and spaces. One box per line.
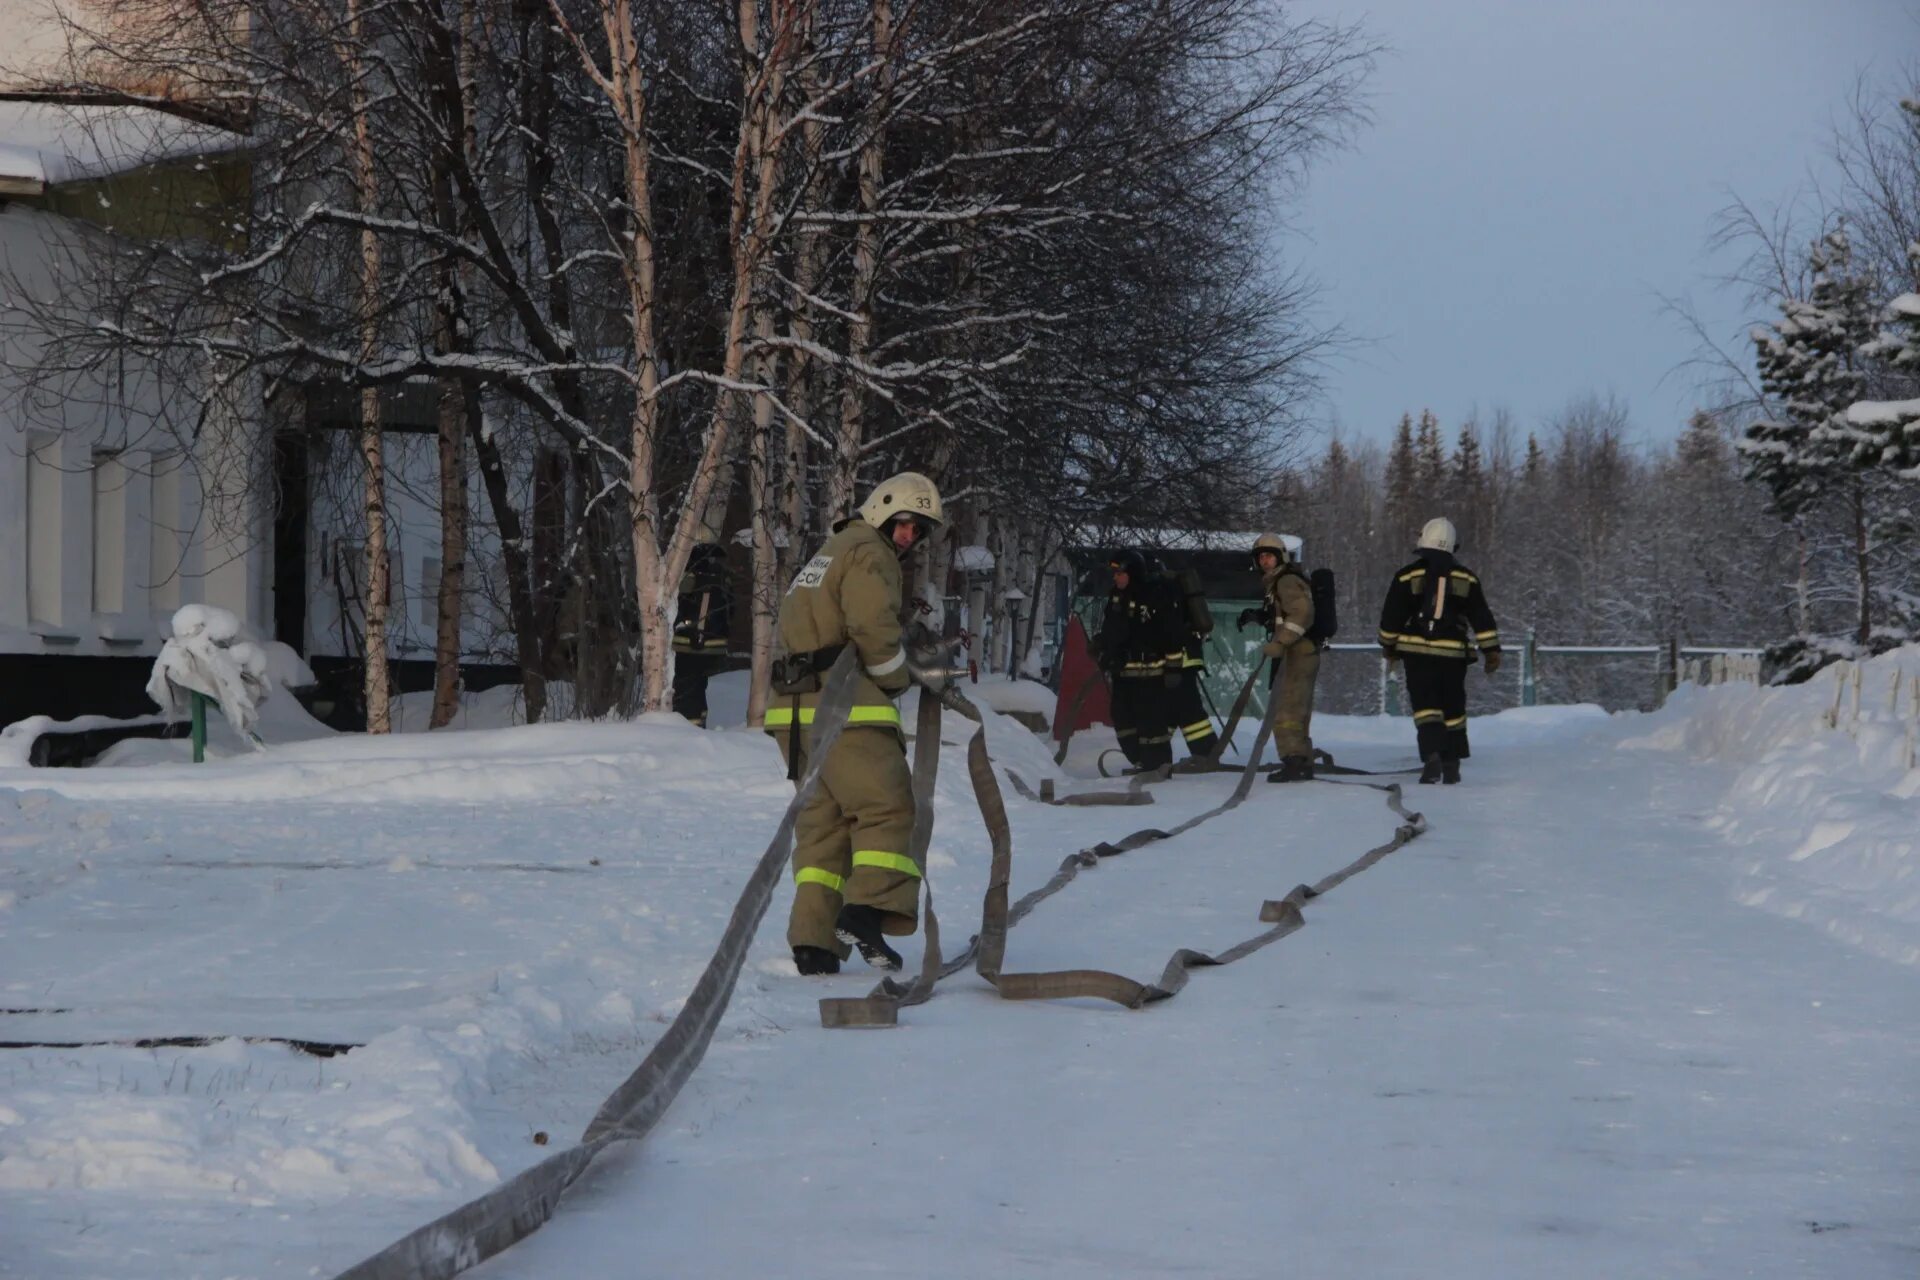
0, 202, 268, 726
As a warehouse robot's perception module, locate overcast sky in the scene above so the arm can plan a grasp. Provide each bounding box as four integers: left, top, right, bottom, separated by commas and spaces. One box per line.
1287, 0, 1920, 449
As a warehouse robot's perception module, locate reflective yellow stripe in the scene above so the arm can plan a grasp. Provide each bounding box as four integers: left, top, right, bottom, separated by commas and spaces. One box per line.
796, 866, 845, 893
764, 704, 903, 728
852, 850, 921, 879
1182, 720, 1212, 739
1475, 631, 1500, 643
1443, 715, 1467, 728
1413, 710, 1445, 723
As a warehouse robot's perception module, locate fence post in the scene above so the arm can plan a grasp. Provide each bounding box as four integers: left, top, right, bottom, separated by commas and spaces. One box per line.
190, 690, 207, 764
1521, 629, 1537, 707
1651, 633, 1681, 706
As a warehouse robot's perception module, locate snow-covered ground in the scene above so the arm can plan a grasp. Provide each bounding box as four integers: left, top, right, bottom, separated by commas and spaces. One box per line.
2, 655, 1917, 1278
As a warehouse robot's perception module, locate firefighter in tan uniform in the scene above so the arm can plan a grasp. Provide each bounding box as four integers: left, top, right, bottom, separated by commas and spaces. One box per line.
1252, 532, 1320, 783
766, 472, 943, 976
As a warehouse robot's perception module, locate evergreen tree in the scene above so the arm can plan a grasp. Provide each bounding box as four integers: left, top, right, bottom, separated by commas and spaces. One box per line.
1452, 419, 1485, 551
1383, 412, 1418, 547
1414, 407, 1447, 494
1676, 408, 1728, 470
1741, 229, 1876, 516
1846, 239, 1920, 477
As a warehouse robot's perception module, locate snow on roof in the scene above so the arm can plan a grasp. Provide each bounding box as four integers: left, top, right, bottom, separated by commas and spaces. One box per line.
953, 544, 995, 572
0, 100, 243, 191
1072, 526, 1270, 553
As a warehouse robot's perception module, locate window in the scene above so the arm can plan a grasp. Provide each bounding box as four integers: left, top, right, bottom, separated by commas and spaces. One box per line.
26, 434, 62, 625
148, 457, 184, 612
418, 556, 441, 626
92, 451, 128, 615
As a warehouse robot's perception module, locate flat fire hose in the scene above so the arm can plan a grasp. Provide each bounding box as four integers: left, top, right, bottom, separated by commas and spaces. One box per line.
330, 651, 866, 1280
820, 665, 1425, 1026
1094, 657, 1271, 779
333, 650, 1426, 1273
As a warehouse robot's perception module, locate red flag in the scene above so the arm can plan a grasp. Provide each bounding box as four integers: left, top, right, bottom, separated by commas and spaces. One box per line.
1051, 615, 1111, 740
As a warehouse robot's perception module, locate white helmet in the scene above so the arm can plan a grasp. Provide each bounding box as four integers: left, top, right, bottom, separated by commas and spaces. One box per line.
1251, 532, 1303, 563
1417, 517, 1457, 553
858, 471, 945, 530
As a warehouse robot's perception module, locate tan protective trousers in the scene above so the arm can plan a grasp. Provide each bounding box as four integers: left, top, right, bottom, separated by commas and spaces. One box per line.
776, 725, 920, 956
1271, 640, 1321, 758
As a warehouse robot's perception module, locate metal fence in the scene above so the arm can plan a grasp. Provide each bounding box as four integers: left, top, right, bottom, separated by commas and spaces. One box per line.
1066, 595, 1763, 718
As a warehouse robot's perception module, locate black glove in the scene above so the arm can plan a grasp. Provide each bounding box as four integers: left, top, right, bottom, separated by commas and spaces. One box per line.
1236, 607, 1261, 631
1482, 649, 1502, 675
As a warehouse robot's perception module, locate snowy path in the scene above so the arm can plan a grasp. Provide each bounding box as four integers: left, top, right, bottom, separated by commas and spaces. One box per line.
3, 677, 1918, 1279
472, 725, 1919, 1280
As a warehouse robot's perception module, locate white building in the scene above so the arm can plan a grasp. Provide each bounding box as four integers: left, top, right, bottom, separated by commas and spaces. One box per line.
0, 101, 273, 729
2, 101, 529, 735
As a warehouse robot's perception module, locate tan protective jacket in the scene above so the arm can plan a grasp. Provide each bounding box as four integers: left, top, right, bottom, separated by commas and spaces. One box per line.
767, 520, 911, 733
1262, 566, 1316, 655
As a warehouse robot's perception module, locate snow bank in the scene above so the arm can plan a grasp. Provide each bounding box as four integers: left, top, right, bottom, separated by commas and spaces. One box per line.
1622, 647, 1920, 965
964, 674, 1057, 717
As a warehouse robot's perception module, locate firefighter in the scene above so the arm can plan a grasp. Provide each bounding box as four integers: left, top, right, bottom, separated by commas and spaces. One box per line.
1094, 549, 1179, 772
671, 541, 732, 728
766, 472, 944, 976
1377, 517, 1501, 785
1160, 562, 1221, 761
1246, 532, 1320, 782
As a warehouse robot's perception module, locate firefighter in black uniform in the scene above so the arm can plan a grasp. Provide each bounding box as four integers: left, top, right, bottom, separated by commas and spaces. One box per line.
1094, 549, 1180, 771
672, 541, 732, 728
1159, 562, 1220, 761
1377, 518, 1501, 784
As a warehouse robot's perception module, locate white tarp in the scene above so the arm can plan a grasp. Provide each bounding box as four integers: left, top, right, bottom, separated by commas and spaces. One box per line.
145, 604, 271, 741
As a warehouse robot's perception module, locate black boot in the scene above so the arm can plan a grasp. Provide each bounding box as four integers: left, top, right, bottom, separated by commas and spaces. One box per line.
834, 904, 904, 971
1441, 755, 1461, 785
1267, 754, 1313, 783
1418, 753, 1443, 785
792, 945, 840, 976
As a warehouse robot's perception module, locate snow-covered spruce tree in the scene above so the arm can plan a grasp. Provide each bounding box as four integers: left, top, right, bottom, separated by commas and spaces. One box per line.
1841, 239, 1920, 478
1742, 228, 1882, 648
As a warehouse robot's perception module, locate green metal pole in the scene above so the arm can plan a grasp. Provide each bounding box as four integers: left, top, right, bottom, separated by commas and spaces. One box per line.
190, 691, 207, 763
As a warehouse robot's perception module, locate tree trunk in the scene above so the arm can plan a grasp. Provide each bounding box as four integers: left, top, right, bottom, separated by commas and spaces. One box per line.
347, 0, 390, 733
1852, 481, 1871, 646
631, 0, 797, 711
825, 0, 895, 520
428, 0, 482, 730
780, 50, 829, 575
746, 306, 781, 727
431, 374, 467, 728
469, 407, 548, 723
